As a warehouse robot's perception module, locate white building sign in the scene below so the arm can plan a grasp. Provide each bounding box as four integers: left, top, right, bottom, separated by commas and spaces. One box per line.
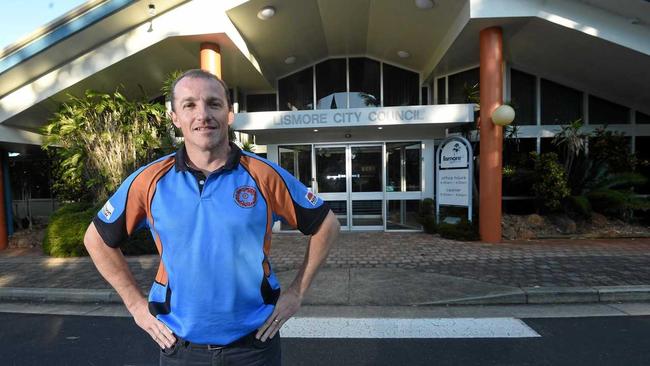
435, 136, 474, 222
233, 104, 475, 131
438, 169, 469, 206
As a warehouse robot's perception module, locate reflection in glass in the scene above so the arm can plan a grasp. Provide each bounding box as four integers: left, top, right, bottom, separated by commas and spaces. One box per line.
510, 69, 536, 125
316, 147, 346, 193
386, 200, 421, 230
316, 59, 347, 109
386, 142, 421, 192
349, 58, 380, 108
448, 67, 479, 104
246, 93, 276, 112
541, 78, 582, 125
589, 95, 629, 124
383, 63, 419, 106
279, 145, 312, 187
352, 200, 383, 226
279, 67, 314, 111
351, 146, 382, 192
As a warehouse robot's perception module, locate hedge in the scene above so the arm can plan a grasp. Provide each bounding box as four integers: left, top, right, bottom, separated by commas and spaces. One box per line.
43, 202, 157, 257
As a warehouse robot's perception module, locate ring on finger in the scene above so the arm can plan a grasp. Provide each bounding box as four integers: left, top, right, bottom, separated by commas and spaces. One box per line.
273, 319, 281, 323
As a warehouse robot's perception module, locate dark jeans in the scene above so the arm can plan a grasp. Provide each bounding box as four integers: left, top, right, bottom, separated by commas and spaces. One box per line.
159, 333, 281, 366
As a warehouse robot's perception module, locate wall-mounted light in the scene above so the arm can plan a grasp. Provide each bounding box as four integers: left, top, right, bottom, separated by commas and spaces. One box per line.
415, 0, 434, 9
148, 3, 156, 16
377, 127, 383, 130
257, 6, 276, 20
491, 104, 515, 126
147, 3, 156, 32
313, 129, 319, 132
397, 50, 410, 58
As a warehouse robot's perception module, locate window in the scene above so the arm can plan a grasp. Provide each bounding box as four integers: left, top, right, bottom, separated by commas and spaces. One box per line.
637, 111, 650, 124
540, 137, 556, 154
349, 58, 380, 108
386, 142, 421, 192
316, 59, 347, 109
278, 67, 313, 111
386, 200, 421, 230
510, 69, 536, 125
589, 95, 629, 124
448, 68, 479, 104
436, 77, 446, 104
9, 150, 53, 200
383, 64, 419, 106
541, 79, 582, 125
278, 145, 312, 187
246, 94, 276, 112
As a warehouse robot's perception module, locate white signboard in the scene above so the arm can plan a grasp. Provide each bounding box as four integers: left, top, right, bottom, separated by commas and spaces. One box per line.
233, 105, 475, 131
439, 140, 469, 168
435, 136, 474, 222
438, 169, 469, 206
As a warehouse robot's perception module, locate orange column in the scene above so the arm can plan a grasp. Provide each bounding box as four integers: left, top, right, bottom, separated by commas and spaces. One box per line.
0, 151, 7, 250
479, 27, 503, 243
200, 42, 222, 79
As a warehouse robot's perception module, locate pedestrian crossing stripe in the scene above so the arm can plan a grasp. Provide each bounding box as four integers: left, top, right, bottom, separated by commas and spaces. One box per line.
280, 317, 540, 339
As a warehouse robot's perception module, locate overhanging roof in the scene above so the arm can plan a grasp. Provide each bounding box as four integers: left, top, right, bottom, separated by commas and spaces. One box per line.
0, 0, 648, 145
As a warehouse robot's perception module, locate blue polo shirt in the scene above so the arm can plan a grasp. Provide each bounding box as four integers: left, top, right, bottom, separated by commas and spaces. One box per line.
93, 143, 329, 344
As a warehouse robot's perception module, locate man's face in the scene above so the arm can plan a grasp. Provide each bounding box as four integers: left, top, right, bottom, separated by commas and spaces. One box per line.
171, 76, 233, 153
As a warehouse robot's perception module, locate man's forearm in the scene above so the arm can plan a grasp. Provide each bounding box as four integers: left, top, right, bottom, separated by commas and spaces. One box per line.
288, 211, 340, 297
83, 223, 146, 312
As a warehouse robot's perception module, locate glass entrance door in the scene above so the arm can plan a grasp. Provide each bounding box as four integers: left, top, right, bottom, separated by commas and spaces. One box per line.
314, 144, 384, 230
350, 145, 384, 230
315, 146, 348, 228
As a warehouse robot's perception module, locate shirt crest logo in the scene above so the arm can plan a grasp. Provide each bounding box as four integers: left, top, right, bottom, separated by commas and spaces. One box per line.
305, 191, 319, 206
234, 186, 257, 208
101, 201, 115, 220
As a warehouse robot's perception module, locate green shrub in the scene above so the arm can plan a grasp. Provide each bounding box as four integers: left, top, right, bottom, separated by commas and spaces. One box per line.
530, 152, 570, 213
437, 218, 479, 241
43, 203, 100, 257
43, 202, 157, 257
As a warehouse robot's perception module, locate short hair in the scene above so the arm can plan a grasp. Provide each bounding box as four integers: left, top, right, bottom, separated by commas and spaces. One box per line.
170, 69, 231, 111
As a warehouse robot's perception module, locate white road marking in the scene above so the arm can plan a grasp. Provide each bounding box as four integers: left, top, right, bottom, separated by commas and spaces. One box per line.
281, 317, 540, 338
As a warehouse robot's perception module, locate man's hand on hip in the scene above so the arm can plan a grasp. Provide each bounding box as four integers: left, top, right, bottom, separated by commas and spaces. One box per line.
131, 300, 176, 349
256, 286, 302, 342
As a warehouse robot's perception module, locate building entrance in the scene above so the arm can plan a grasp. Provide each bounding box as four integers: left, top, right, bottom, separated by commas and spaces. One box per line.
315, 144, 384, 230
278, 141, 424, 232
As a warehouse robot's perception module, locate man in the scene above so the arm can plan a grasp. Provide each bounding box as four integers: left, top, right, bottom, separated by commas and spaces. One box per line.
84, 69, 339, 365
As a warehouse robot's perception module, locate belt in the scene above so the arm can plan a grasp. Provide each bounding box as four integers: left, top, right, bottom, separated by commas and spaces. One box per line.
178, 331, 258, 351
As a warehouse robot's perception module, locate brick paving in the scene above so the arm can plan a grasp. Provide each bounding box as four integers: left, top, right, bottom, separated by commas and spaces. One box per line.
1, 233, 649, 290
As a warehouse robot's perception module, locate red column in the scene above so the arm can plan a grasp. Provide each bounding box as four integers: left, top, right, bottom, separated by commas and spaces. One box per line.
0, 152, 7, 250
200, 42, 222, 79
479, 27, 503, 243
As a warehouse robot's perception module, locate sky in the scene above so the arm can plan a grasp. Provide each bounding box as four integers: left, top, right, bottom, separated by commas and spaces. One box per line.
0, 0, 87, 50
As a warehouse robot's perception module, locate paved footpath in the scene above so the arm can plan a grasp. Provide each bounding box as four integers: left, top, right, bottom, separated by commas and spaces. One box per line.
1, 233, 650, 305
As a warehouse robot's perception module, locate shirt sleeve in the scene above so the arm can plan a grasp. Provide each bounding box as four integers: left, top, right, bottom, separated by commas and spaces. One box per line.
268, 163, 330, 235
92, 167, 149, 248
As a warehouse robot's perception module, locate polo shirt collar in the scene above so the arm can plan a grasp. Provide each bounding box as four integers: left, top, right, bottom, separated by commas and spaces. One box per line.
174, 142, 242, 173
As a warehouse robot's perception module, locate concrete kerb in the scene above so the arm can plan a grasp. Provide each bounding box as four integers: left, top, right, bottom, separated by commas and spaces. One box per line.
2, 285, 650, 306
0, 287, 120, 303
